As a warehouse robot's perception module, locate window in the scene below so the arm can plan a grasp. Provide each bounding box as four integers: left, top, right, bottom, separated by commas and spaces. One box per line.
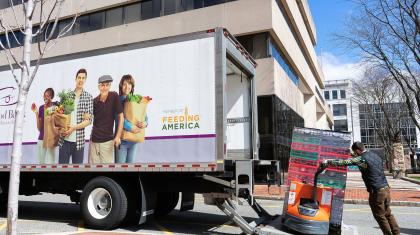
181, 0, 195, 10
73, 15, 90, 34
269, 40, 299, 85
333, 104, 347, 116
193, 0, 204, 8
141, 0, 161, 20
332, 90, 338, 99
58, 18, 73, 37
89, 12, 105, 31
324, 91, 330, 100
237, 33, 268, 59
204, 0, 226, 7
124, 3, 141, 24
334, 120, 348, 132
163, 0, 182, 15
106, 7, 123, 28
0, 0, 235, 47
340, 90, 346, 99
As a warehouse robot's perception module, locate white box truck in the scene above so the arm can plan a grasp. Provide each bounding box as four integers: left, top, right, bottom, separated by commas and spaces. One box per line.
0, 28, 279, 233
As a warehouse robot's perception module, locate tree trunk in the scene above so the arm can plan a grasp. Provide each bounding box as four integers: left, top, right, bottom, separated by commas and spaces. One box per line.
392, 143, 405, 179
7, 1, 34, 234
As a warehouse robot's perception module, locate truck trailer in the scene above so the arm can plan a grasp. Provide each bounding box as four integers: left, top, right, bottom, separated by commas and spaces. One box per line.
0, 28, 280, 233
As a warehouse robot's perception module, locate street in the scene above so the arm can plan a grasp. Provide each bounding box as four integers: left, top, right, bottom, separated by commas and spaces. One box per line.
0, 193, 419, 235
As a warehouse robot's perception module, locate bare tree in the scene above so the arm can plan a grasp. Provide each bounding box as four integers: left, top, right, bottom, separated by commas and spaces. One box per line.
339, 0, 420, 131
0, 1, 80, 234
353, 67, 408, 171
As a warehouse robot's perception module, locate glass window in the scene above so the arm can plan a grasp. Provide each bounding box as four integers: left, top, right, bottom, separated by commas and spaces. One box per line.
324, 91, 330, 100
182, 0, 195, 10
333, 104, 347, 116
204, 0, 226, 7
141, 0, 161, 20
193, 0, 204, 8
31, 26, 39, 44
124, 3, 141, 24
340, 90, 346, 99
73, 15, 90, 34
45, 22, 60, 40
106, 7, 123, 28
163, 0, 182, 15
58, 18, 73, 37
269, 40, 299, 85
89, 12, 105, 31
0, 2, 9, 9
253, 33, 268, 59
334, 120, 348, 132
332, 90, 338, 99
8, 31, 24, 48
0, 34, 7, 49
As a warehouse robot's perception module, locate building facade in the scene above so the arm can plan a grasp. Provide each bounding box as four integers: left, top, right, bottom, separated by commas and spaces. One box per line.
324, 80, 420, 153
0, 0, 333, 174
324, 79, 355, 134
358, 103, 419, 150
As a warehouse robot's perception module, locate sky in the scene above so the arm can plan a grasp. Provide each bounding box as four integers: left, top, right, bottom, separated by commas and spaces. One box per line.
308, 0, 366, 81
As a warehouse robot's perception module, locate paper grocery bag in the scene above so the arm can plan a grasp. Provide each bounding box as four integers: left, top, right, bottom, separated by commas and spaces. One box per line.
43, 114, 59, 148
54, 113, 71, 134
121, 99, 149, 143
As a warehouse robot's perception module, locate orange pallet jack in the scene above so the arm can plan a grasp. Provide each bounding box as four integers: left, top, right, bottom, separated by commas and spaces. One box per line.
283, 165, 333, 234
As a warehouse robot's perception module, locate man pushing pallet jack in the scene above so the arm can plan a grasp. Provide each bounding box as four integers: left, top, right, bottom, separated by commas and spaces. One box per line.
322, 142, 400, 235
283, 141, 400, 235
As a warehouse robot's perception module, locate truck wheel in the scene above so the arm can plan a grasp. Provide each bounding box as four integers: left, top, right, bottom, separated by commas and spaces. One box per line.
80, 177, 127, 230
155, 192, 179, 217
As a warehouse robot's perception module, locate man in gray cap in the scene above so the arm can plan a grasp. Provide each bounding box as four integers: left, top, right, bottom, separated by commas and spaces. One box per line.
89, 75, 124, 163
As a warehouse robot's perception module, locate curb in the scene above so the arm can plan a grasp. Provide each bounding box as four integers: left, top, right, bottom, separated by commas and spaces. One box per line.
401, 176, 420, 185
254, 196, 420, 207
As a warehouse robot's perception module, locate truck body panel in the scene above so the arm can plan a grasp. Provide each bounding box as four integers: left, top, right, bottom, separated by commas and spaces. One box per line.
0, 29, 257, 173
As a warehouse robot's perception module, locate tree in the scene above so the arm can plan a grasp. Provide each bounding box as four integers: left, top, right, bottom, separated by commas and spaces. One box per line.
0, 1, 80, 234
352, 67, 409, 173
339, 0, 420, 131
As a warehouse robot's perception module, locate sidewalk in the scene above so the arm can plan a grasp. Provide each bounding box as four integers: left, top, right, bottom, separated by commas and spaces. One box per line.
254, 172, 420, 206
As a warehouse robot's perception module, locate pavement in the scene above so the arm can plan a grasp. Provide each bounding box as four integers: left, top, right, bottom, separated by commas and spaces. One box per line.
254, 171, 420, 206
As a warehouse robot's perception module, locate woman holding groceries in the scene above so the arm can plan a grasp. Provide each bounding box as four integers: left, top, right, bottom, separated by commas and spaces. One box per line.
31, 88, 57, 164
115, 75, 148, 163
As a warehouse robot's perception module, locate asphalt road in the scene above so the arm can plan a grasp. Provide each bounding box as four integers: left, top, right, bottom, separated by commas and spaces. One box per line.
0, 193, 419, 234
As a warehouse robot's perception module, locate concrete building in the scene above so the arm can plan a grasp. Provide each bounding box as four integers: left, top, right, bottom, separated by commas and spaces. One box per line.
324, 80, 420, 154
324, 79, 358, 139
0, 0, 332, 172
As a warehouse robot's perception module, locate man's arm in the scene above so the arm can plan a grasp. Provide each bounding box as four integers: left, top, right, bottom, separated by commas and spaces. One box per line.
322, 156, 367, 168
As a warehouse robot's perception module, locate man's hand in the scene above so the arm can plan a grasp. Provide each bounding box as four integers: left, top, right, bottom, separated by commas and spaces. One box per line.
114, 136, 121, 147
63, 127, 75, 137
320, 159, 329, 167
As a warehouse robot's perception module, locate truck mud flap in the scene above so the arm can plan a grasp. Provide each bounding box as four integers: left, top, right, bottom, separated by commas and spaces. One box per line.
180, 192, 194, 212
139, 178, 156, 224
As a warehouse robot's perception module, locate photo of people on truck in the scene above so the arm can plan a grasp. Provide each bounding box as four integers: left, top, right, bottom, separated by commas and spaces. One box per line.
31, 88, 57, 164
0, 32, 225, 166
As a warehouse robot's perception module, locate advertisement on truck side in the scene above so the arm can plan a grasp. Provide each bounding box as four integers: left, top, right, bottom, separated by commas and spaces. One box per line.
0, 37, 217, 165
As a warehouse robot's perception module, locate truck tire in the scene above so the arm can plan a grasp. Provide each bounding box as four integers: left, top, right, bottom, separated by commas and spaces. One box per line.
155, 192, 179, 217
80, 177, 128, 230
121, 183, 141, 226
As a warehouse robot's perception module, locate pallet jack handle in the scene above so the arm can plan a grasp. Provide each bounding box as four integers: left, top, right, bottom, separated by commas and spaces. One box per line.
312, 164, 327, 203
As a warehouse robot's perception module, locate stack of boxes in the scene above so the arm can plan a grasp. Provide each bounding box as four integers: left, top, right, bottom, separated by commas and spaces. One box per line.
283, 127, 352, 233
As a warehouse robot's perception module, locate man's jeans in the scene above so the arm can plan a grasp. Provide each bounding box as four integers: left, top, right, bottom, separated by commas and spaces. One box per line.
369, 187, 400, 235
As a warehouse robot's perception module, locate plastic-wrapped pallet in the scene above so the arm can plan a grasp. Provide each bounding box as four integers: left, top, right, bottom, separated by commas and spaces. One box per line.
282, 127, 352, 234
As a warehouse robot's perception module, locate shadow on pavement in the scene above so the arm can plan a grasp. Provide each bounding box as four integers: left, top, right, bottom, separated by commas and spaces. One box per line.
1, 202, 262, 234
398, 227, 420, 235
